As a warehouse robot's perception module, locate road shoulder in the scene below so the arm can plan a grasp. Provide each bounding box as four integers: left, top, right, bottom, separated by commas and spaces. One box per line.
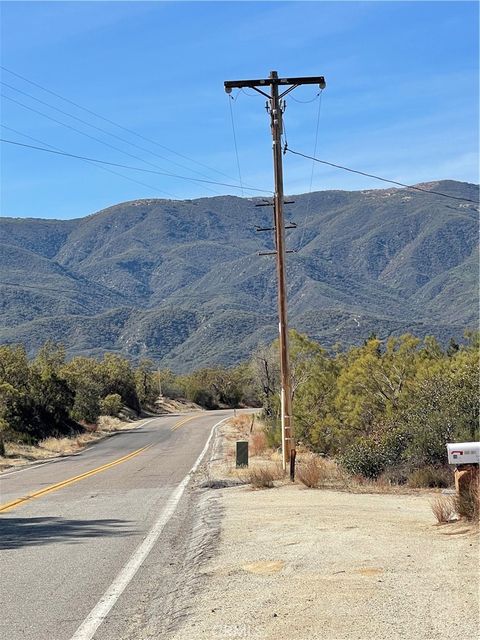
169, 423, 479, 640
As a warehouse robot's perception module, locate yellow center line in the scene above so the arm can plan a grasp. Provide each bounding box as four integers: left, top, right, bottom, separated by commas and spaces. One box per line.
0, 443, 153, 514
171, 414, 201, 431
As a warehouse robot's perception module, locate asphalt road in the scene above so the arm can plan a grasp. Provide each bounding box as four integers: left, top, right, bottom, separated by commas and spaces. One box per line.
0, 410, 233, 640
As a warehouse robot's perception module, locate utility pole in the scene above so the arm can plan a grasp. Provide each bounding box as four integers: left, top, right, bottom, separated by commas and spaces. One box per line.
224, 71, 326, 477
157, 368, 162, 398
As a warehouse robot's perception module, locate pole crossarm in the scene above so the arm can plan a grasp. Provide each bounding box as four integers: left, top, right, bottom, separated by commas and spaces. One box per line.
225, 75, 326, 100
224, 75, 325, 89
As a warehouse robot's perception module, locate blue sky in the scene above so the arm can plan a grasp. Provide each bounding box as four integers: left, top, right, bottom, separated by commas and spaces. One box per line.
1, 1, 478, 219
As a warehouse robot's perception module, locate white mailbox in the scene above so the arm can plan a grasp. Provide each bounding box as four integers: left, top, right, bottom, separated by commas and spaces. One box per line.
446, 442, 480, 466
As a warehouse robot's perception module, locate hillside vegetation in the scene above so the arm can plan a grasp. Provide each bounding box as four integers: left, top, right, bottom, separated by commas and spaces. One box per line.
0, 180, 477, 370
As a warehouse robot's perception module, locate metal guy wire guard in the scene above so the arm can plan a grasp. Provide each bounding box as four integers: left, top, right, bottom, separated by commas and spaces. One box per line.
224, 71, 326, 477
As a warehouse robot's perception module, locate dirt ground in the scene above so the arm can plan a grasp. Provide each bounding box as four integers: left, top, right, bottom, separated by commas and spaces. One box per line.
172, 421, 479, 640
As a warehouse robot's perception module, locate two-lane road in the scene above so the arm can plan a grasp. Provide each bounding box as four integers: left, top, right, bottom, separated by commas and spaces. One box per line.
0, 410, 233, 640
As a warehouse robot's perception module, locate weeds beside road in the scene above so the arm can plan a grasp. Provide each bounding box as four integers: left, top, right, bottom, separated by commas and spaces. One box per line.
0, 415, 141, 472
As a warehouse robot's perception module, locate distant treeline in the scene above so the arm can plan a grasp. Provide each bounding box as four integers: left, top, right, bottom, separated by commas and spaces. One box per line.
0, 342, 259, 451
1, 331, 478, 485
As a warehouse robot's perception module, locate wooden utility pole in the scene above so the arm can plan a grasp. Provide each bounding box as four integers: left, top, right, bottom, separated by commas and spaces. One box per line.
224, 71, 326, 476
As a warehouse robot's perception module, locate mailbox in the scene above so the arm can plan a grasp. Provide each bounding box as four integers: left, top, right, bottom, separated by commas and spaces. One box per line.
446, 442, 480, 466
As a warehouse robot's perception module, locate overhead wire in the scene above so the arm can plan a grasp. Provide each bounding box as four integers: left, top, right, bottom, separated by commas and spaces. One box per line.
296, 89, 323, 251
227, 92, 244, 197
1, 124, 179, 199
289, 91, 322, 104
285, 148, 478, 204
1, 92, 222, 196
1, 79, 231, 190
0, 65, 259, 187
240, 88, 259, 98
0, 138, 273, 194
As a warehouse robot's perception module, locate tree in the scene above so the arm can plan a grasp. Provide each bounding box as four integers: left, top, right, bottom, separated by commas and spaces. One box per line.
134, 359, 157, 408
334, 334, 420, 440
401, 347, 479, 466
100, 353, 140, 413
30, 342, 74, 437
251, 343, 280, 419
62, 356, 103, 424
292, 346, 340, 453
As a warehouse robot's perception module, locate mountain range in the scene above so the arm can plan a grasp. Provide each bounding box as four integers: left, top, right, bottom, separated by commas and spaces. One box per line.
1, 180, 478, 372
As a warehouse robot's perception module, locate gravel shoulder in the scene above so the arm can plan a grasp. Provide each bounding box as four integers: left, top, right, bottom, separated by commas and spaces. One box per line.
171, 423, 479, 640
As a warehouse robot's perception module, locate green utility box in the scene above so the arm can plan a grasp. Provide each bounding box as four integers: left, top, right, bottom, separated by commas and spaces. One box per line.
236, 441, 249, 468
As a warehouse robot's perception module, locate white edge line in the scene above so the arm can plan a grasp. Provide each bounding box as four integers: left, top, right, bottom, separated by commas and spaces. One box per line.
69, 415, 230, 640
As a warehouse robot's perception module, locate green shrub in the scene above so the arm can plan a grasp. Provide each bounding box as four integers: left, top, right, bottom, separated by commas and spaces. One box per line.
340, 439, 387, 479
339, 430, 410, 480
99, 393, 123, 417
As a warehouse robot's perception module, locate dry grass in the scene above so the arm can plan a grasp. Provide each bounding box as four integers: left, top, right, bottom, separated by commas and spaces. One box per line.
246, 462, 283, 489
0, 415, 142, 472
40, 437, 83, 454
296, 453, 347, 489
40, 432, 99, 453
250, 431, 268, 456
342, 473, 419, 495
430, 494, 456, 524
97, 415, 123, 431
229, 414, 256, 433
2, 442, 54, 463
296, 455, 326, 488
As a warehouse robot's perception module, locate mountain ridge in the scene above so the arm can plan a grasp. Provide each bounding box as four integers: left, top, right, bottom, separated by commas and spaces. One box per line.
1, 180, 478, 371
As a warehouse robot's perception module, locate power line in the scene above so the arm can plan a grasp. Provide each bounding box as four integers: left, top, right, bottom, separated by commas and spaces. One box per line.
227, 94, 244, 196
1, 80, 232, 189
289, 91, 322, 104
1, 124, 179, 199
0, 138, 273, 194
1, 92, 222, 196
285, 148, 478, 204
296, 90, 323, 250
0, 64, 254, 186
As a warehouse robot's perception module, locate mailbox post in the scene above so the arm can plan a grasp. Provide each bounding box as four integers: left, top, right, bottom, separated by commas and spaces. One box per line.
446, 442, 480, 494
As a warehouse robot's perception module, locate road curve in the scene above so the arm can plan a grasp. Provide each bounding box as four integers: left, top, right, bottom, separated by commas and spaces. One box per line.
0, 409, 233, 640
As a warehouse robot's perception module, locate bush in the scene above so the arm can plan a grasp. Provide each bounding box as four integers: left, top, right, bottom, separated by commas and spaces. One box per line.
379, 467, 409, 485
247, 463, 281, 489
190, 388, 217, 409
430, 495, 456, 524
407, 466, 452, 488
99, 393, 123, 417
339, 430, 410, 480
297, 456, 326, 488
340, 439, 387, 479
